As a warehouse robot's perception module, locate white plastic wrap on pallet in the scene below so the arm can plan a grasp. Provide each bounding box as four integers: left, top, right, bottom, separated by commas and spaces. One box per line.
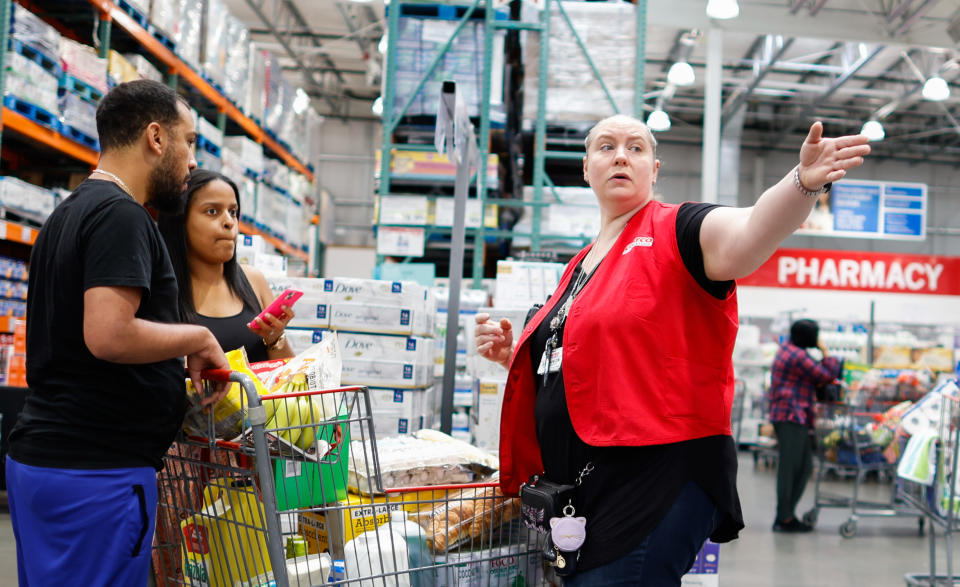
108, 50, 139, 85
244, 46, 267, 122
124, 53, 163, 83
0, 177, 57, 219
223, 16, 251, 107
4, 55, 59, 115
223, 136, 264, 175
11, 3, 61, 59
59, 39, 108, 93
201, 0, 229, 88
284, 198, 303, 250
173, 0, 203, 70
196, 149, 222, 171
263, 159, 291, 192
261, 51, 283, 130
523, 1, 636, 123
197, 116, 223, 147
149, 0, 178, 38
59, 92, 98, 138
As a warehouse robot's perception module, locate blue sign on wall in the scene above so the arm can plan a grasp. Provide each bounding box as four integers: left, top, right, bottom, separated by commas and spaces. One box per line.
797, 179, 926, 241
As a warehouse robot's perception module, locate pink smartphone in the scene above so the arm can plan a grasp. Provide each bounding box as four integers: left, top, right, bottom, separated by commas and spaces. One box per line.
249, 289, 303, 329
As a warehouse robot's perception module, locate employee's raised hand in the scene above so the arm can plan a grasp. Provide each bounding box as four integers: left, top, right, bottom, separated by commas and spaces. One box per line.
797, 121, 871, 192
475, 313, 514, 369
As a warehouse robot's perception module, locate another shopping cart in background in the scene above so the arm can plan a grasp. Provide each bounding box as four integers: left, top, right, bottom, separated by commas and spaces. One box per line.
805, 400, 923, 538
152, 370, 545, 586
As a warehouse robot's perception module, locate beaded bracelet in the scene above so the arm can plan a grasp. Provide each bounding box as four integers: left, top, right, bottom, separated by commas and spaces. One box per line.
794, 167, 830, 197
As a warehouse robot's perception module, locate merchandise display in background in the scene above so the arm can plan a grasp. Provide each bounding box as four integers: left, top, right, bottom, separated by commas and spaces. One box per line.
4, 61, 59, 117
58, 92, 98, 139
149, 0, 178, 38
11, 3, 61, 59
244, 47, 268, 122
202, 0, 229, 89
223, 16, 251, 107
522, 1, 636, 123
390, 17, 504, 118
107, 50, 140, 86
124, 53, 163, 83
0, 177, 57, 220
173, 0, 203, 71
58, 38, 108, 93
493, 259, 564, 309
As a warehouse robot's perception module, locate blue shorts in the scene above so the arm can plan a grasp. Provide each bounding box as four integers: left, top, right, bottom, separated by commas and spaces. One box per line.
6, 457, 157, 586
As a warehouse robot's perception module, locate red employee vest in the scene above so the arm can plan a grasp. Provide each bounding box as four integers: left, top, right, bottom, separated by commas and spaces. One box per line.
499, 201, 739, 495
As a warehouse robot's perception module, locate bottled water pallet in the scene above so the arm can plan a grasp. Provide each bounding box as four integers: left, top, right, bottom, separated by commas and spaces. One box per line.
3, 96, 59, 131
116, 0, 149, 30
61, 125, 100, 151
8, 39, 61, 78
59, 75, 104, 104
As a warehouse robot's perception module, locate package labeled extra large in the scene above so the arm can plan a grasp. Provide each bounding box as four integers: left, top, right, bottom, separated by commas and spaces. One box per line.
348, 429, 498, 496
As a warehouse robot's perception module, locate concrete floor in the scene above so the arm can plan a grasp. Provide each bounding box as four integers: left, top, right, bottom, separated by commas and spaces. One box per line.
0, 452, 956, 585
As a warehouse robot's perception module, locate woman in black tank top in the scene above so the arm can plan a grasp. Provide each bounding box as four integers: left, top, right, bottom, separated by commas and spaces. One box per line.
158, 169, 295, 362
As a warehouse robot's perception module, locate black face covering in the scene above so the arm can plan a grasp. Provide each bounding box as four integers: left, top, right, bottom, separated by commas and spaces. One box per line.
790, 319, 819, 349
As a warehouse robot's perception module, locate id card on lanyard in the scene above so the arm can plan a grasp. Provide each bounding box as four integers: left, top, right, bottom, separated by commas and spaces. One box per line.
537, 345, 563, 376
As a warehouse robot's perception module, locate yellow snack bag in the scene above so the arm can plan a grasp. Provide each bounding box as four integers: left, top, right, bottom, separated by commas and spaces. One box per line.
182, 348, 273, 438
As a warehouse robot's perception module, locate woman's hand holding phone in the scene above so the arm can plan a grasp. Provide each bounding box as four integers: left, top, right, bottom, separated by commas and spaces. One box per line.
248, 289, 301, 345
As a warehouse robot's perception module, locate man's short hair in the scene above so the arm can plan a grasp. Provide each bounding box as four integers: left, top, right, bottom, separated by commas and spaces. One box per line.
96, 80, 187, 152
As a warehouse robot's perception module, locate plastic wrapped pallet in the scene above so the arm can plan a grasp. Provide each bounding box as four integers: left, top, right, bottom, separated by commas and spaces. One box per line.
107, 50, 139, 86
59, 92, 98, 138
149, 0, 178, 39
58, 39, 108, 94
223, 16, 251, 106
244, 46, 267, 122
522, 1, 636, 123
123, 54, 163, 83
11, 3, 61, 59
202, 0, 229, 89
4, 53, 59, 115
196, 116, 223, 148
173, 0, 203, 70
262, 56, 285, 133
0, 177, 56, 220
284, 197, 303, 250
262, 159, 291, 193
196, 149, 222, 171
223, 136, 264, 176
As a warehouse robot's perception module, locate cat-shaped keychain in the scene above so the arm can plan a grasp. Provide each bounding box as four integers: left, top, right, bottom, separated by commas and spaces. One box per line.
548, 503, 586, 576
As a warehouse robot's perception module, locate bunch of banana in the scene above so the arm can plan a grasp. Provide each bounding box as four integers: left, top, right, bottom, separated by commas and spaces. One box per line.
263, 373, 323, 451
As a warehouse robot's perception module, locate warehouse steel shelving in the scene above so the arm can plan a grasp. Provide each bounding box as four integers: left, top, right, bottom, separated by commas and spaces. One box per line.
376, 0, 648, 285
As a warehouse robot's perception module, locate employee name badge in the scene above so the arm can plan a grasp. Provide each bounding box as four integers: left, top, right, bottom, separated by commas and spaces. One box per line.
537, 346, 563, 375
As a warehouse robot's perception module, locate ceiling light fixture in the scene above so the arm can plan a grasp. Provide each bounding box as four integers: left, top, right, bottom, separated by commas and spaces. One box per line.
860, 120, 885, 141
922, 76, 950, 101
706, 0, 739, 20
667, 61, 696, 86
647, 109, 671, 132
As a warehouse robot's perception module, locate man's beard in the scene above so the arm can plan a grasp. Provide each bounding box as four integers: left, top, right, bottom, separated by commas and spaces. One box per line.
146, 149, 188, 214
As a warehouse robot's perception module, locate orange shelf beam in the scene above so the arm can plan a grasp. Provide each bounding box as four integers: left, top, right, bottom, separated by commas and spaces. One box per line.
0, 219, 39, 246
1, 108, 99, 166
240, 222, 309, 263
87, 0, 314, 182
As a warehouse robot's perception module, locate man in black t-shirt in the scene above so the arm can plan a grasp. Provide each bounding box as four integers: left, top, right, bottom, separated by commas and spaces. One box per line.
7, 80, 229, 586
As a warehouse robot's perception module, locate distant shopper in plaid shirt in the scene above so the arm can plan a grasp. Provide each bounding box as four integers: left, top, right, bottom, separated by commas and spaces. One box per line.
768, 319, 843, 532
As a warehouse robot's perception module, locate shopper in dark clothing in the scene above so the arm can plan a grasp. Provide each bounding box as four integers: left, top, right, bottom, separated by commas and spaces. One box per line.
475, 115, 870, 585
768, 319, 843, 532
6, 80, 229, 586
159, 169, 295, 362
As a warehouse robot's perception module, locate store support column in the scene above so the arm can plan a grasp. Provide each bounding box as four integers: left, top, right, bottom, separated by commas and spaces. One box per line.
437, 80, 477, 434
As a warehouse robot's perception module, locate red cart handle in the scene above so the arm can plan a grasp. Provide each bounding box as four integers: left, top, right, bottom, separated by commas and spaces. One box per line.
198, 369, 233, 382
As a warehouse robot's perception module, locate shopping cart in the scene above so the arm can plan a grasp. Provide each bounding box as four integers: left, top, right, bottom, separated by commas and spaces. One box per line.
152, 370, 545, 586
805, 401, 923, 538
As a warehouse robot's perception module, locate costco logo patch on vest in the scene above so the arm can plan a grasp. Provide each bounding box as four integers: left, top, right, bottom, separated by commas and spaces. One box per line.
739, 248, 960, 296
623, 236, 654, 254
